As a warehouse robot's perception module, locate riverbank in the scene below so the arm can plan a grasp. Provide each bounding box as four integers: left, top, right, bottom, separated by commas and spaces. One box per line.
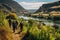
19, 15, 60, 26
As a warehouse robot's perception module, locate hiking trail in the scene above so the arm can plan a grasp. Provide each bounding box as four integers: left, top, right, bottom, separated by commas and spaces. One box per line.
12, 29, 26, 40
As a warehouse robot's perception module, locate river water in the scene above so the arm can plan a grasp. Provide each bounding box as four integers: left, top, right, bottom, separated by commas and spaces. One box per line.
19, 16, 60, 26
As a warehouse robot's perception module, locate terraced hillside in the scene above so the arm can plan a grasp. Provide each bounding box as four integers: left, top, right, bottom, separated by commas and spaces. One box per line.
36, 1, 60, 13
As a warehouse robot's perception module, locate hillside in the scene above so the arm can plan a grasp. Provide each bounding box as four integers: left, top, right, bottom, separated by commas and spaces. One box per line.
0, 0, 28, 15
35, 1, 60, 13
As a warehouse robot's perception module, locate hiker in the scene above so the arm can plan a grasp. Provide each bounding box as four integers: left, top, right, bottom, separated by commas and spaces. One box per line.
42, 23, 46, 26
19, 21, 24, 32
12, 20, 18, 33
8, 18, 12, 28
53, 24, 59, 29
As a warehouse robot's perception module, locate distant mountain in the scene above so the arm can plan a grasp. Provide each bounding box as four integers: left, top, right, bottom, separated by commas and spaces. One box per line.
0, 0, 28, 15
27, 9, 37, 13
35, 1, 60, 13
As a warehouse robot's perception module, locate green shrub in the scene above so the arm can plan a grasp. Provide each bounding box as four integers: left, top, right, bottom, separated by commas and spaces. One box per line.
0, 11, 13, 40
0, 11, 5, 26
22, 20, 60, 40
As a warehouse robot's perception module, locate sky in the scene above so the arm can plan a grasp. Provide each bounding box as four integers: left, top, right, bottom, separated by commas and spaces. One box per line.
14, 0, 59, 9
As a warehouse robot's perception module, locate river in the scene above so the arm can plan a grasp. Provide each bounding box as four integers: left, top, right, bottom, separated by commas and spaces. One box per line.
19, 16, 60, 26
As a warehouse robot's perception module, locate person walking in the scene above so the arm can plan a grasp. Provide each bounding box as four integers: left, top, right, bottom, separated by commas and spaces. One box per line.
12, 20, 18, 33
8, 18, 12, 28
19, 21, 24, 32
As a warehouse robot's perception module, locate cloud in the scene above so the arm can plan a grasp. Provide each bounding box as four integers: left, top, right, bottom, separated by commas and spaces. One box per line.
19, 2, 48, 9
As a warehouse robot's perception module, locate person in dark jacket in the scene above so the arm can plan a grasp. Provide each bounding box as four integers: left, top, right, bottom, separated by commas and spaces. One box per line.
8, 18, 12, 28
12, 20, 18, 33
19, 21, 23, 32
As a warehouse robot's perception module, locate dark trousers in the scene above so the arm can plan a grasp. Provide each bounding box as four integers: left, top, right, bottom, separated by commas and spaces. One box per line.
13, 28, 15, 32
20, 26, 23, 32
13, 26, 17, 32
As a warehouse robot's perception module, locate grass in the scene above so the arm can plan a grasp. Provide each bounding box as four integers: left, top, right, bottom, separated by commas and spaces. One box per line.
0, 11, 14, 40
21, 19, 60, 40
0, 26, 13, 40
0, 10, 60, 40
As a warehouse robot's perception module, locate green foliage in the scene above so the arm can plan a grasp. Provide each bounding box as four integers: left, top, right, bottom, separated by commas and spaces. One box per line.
6, 13, 18, 20
22, 19, 60, 40
0, 11, 5, 26
28, 19, 35, 27
0, 11, 13, 40
0, 10, 60, 40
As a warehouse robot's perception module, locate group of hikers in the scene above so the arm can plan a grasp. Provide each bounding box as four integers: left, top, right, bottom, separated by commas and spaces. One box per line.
7, 17, 59, 33
8, 18, 24, 33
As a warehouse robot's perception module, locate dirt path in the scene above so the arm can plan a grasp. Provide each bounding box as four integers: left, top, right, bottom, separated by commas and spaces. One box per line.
12, 30, 26, 40
13, 33, 20, 40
